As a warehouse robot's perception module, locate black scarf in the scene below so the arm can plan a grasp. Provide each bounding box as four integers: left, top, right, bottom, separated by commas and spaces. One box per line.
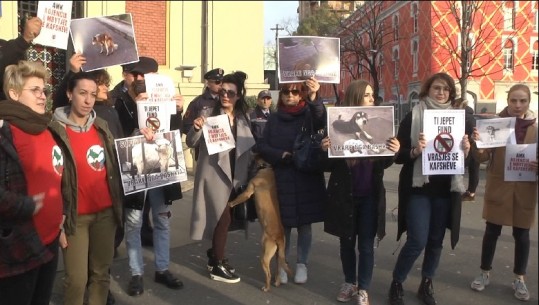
0, 100, 51, 134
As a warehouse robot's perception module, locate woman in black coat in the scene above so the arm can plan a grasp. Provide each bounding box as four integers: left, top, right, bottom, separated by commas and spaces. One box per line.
257, 77, 327, 285
322, 80, 400, 305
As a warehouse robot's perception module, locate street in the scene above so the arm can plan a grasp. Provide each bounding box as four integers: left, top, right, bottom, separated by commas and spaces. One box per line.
51, 164, 538, 305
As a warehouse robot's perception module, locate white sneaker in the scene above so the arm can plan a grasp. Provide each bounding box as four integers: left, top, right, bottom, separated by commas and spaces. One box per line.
512, 278, 530, 301
336, 282, 357, 302
294, 263, 308, 284
471, 272, 490, 291
356, 290, 370, 305
279, 267, 288, 285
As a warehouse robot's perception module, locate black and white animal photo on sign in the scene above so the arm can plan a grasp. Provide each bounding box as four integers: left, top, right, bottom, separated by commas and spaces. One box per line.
114, 130, 188, 195
475, 117, 517, 149
327, 106, 395, 158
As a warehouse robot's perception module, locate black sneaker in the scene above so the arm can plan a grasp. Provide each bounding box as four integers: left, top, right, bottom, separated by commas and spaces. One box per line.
206, 248, 235, 273
417, 277, 437, 305
155, 270, 184, 289
127, 275, 143, 297
389, 280, 404, 305
210, 262, 240, 283
106, 290, 115, 305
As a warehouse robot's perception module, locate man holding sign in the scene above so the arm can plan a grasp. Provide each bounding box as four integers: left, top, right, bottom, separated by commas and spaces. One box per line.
388, 73, 470, 305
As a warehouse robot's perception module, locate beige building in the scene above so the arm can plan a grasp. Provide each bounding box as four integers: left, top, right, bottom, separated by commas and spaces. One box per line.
0, 0, 268, 170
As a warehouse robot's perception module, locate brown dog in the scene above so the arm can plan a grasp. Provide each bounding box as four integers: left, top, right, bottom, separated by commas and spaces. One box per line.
91, 33, 118, 56
228, 157, 292, 292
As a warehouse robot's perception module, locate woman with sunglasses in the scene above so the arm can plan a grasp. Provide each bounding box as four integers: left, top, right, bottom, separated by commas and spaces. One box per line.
0, 60, 75, 305
257, 77, 327, 285
187, 71, 255, 284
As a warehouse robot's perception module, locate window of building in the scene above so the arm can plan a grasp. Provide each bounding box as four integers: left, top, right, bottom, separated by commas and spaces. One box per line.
532, 41, 539, 70
411, 3, 419, 33
503, 39, 514, 71
393, 49, 399, 80
411, 39, 419, 73
393, 15, 399, 41
377, 54, 384, 83
503, 1, 515, 30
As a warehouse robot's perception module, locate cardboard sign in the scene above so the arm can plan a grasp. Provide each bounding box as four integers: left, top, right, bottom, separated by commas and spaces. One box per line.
202, 114, 236, 155
422, 109, 466, 175
143, 74, 177, 115
33, 1, 72, 49
136, 101, 172, 133
504, 144, 537, 182
475, 117, 516, 148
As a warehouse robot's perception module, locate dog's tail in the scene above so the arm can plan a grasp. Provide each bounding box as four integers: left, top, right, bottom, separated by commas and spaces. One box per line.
277, 238, 292, 275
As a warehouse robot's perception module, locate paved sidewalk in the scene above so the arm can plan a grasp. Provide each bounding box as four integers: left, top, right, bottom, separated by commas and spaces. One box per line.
50, 165, 538, 305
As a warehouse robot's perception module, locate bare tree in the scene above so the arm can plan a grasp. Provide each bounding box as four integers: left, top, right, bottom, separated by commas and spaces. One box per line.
337, 1, 394, 100
431, 1, 532, 102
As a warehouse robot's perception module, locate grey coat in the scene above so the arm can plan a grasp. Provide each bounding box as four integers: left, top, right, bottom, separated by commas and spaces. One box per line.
186, 110, 255, 240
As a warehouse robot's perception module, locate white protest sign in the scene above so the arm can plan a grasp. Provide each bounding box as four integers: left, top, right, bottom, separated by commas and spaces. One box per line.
144, 74, 177, 115
33, 1, 72, 49
504, 144, 537, 182
202, 114, 236, 155
136, 101, 171, 133
422, 109, 466, 175
475, 117, 516, 148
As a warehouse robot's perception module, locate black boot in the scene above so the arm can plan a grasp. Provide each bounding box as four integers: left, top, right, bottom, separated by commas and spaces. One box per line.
206, 248, 235, 273
417, 277, 437, 305
389, 280, 404, 305
210, 260, 240, 283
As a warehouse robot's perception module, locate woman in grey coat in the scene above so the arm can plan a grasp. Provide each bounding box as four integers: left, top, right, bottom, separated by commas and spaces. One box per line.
186, 71, 255, 284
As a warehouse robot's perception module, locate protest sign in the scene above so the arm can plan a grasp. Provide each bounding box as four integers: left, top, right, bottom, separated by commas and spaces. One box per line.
136, 101, 172, 133
70, 13, 139, 71
278, 36, 340, 83
115, 130, 187, 195
327, 106, 394, 158
422, 109, 465, 175
504, 144, 537, 182
202, 114, 236, 155
33, 1, 72, 49
475, 117, 516, 148
143, 73, 177, 114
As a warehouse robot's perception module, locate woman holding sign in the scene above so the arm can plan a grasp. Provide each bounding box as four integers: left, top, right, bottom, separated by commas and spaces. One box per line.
469, 84, 537, 301
388, 72, 470, 305
187, 71, 255, 284
322, 80, 400, 305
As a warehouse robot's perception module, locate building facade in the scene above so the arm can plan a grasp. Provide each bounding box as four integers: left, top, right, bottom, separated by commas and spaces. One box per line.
320, 1, 538, 121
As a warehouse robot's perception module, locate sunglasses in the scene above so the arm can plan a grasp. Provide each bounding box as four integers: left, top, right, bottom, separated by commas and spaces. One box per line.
219, 89, 237, 98
281, 89, 301, 96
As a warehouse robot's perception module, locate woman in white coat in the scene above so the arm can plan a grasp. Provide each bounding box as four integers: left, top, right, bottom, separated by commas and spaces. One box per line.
186, 71, 255, 284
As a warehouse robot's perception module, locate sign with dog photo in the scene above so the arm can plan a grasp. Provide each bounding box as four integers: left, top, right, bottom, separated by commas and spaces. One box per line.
327, 106, 395, 158
69, 13, 139, 71
278, 36, 340, 83
33, 1, 72, 49
475, 117, 516, 148
422, 109, 466, 175
114, 130, 187, 195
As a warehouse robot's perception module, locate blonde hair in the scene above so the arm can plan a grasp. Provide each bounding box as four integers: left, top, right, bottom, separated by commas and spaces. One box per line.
507, 84, 531, 102
3, 61, 48, 101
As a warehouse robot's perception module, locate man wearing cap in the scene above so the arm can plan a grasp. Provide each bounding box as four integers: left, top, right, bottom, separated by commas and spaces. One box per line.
181, 68, 224, 145
115, 56, 186, 297
250, 89, 274, 144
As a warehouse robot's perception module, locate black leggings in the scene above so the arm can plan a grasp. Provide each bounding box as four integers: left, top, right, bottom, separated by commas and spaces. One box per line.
212, 205, 232, 261
480, 222, 530, 275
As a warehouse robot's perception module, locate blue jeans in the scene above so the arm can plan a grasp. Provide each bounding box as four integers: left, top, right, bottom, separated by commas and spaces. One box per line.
340, 195, 377, 290
125, 188, 171, 275
284, 224, 312, 265
392, 194, 450, 283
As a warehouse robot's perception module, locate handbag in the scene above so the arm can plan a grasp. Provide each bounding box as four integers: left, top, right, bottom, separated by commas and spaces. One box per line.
229, 184, 257, 221
293, 110, 325, 173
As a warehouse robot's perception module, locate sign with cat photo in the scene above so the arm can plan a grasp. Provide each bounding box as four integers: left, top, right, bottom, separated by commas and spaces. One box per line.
69, 13, 139, 71
278, 36, 340, 84
33, 1, 72, 49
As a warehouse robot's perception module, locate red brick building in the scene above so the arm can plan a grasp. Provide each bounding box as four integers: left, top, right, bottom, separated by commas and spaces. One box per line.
320, 1, 538, 120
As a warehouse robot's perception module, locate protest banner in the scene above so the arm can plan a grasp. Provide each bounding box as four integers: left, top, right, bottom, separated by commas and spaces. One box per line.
33, 1, 72, 49
202, 114, 236, 155
475, 117, 516, 148
422, 109, 465, 175
136, 101, 172, 133
115, 130, 187, 195
70, 13, 139, 71
278, 36, 340, 83
143, 73, 177, 114
504, 143, 537, 182
327, 106, 394, 158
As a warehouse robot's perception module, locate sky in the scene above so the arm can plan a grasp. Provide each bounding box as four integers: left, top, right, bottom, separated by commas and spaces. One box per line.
264, 1, 298, 45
